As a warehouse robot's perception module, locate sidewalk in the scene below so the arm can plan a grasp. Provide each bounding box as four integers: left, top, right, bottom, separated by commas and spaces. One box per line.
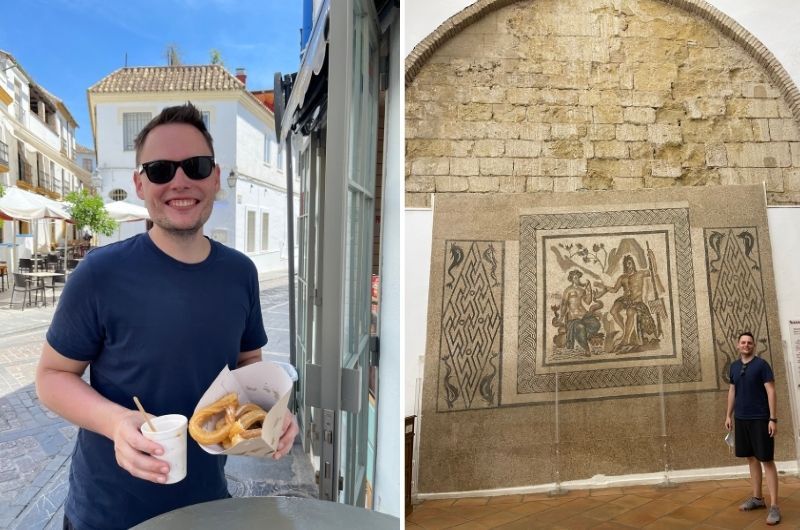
0, 269, 316, 529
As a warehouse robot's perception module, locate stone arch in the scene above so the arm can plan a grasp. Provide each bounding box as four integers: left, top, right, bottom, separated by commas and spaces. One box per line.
406, 0, 800, 121
405, 0, 800, 204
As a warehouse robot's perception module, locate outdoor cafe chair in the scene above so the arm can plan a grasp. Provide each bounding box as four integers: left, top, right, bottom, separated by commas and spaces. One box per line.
45, 254, 60, 271
10, 272, 45, 310
18, 258, 33, 272
46, 268, 67, 305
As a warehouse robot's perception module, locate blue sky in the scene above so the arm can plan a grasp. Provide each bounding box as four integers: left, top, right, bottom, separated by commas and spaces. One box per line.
1, 0, 303, 147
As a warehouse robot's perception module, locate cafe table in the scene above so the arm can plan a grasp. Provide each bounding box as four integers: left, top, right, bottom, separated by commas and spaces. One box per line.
20, 271, 64, 306
131, 496, 400, 530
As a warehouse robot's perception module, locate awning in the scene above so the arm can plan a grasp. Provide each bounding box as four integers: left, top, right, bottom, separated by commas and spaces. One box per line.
278, 0, 330, 143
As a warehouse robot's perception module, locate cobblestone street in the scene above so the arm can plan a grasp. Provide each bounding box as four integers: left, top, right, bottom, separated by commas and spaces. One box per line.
0, 273, 315, 529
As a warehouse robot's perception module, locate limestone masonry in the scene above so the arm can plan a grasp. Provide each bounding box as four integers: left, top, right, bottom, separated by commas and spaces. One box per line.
406, 0, 800, 207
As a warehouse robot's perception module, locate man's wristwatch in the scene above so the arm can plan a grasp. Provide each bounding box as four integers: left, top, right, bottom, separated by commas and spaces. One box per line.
769, 418, 778, 423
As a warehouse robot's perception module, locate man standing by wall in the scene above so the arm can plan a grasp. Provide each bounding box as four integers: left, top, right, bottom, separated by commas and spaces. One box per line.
724, 332, 780, 525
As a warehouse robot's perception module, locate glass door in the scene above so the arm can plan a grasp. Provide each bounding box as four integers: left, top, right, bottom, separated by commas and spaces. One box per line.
337, 0, 379, 506
292, 0, 379, 506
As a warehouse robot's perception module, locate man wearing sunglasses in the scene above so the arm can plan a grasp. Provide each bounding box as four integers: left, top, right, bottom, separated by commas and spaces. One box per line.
724, 332, 780, 525
36, 103, 298, 530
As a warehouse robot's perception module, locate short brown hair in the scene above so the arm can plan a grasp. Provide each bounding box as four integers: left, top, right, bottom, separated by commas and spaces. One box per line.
134, 102, 214, 164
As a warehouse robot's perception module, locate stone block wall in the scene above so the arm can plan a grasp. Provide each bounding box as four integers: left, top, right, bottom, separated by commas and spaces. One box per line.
406, 0, 800, 207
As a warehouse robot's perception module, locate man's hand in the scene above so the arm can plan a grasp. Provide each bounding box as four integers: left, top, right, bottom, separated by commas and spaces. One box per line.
724, 416, 732, 431
768, 421, 777, 438
112, 410, 169, 483
273, 412, 299, 460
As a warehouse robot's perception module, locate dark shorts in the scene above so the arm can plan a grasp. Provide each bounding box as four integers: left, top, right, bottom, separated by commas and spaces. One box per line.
735, 418, 774, 462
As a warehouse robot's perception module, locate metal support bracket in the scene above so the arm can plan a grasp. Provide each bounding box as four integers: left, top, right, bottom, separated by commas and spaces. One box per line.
305, 362, 361, 413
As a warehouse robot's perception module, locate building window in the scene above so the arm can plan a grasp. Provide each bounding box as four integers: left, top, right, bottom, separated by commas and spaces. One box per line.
201, 111, 210, 129
261, 212, 269, 250
82, 158, 93, 171
123, 112, 152, 151
264, 134, 273, 165
109, 189, 128, 201
246, 210, 256, 252
277, 145, 285, 172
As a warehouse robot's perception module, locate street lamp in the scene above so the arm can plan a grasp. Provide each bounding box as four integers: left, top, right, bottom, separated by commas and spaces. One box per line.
227, 169, 237, 188
91, 169, 103, 193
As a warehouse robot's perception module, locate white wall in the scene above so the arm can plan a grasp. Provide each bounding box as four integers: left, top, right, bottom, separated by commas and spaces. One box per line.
403, 208, 433, 416
767, 207, 800, 463
374, 16, 402, 519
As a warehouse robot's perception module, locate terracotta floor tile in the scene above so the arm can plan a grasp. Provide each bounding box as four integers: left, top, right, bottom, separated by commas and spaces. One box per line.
442, 505, 502, 521
589, 487, 626, 496
419, 499, 457, 509
408, 508, 450, 523
593, 521, 641, 530
453, 497, 490, 506
449, 521, 491, 530
472, 509, 527, 527
416, 514, 473, 530
687, 493, 738, 511
508, 500, 552, 516
623, 499, 684, 519
609, 494, 652, 509
666, 505, 716, 523
609, 507, 658, 527
551, 514, 613, 529
409, 477, 800, 529
582, 502, 631, 522
641, 515, 697, 529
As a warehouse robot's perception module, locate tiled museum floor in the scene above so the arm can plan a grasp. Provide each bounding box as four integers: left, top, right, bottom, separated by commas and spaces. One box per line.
407, 476, 800, 529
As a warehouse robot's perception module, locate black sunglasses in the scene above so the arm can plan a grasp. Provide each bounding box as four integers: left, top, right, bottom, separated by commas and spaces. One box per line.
137, 156, 215, 184
740, 362, 749, 377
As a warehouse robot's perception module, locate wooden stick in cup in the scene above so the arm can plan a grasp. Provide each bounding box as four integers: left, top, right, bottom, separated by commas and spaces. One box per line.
133, 396, 157, 432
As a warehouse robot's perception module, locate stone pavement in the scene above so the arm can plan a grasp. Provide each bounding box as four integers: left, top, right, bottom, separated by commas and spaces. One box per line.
0, 270, 316, 529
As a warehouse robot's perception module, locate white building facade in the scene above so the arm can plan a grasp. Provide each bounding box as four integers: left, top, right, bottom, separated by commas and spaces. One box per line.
0, 50, 91, 259
87, 65, 297, 273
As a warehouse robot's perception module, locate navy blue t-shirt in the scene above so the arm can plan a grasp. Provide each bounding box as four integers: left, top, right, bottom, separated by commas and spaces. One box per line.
729, 356, 774, 420
46, 233, 267, 530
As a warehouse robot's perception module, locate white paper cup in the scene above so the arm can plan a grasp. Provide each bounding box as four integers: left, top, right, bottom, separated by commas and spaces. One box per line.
140, 414, 188, 484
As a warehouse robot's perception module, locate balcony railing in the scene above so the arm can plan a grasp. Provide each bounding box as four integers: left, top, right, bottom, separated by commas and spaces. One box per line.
0, 141, 8, 169
37, 167, 52, 191
18, 161, 33, 188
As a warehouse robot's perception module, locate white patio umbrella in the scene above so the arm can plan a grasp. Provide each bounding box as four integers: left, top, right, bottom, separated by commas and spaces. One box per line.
104, 200, 150, 242
0, 186, 72, 273
104, 200, 150, 222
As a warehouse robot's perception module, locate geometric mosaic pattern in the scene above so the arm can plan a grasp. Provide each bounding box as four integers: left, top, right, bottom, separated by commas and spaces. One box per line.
516, 208, 702, 399
438, 240, 503, 411
704, 227, 772, 384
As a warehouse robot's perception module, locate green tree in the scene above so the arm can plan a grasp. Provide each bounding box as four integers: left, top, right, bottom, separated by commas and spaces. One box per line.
210, 49, 224, 66
65, 189, 118, 237
165, 44, 182, 66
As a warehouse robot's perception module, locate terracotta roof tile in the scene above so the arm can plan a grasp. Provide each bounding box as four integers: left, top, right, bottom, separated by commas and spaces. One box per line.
89, 65, 244, 93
